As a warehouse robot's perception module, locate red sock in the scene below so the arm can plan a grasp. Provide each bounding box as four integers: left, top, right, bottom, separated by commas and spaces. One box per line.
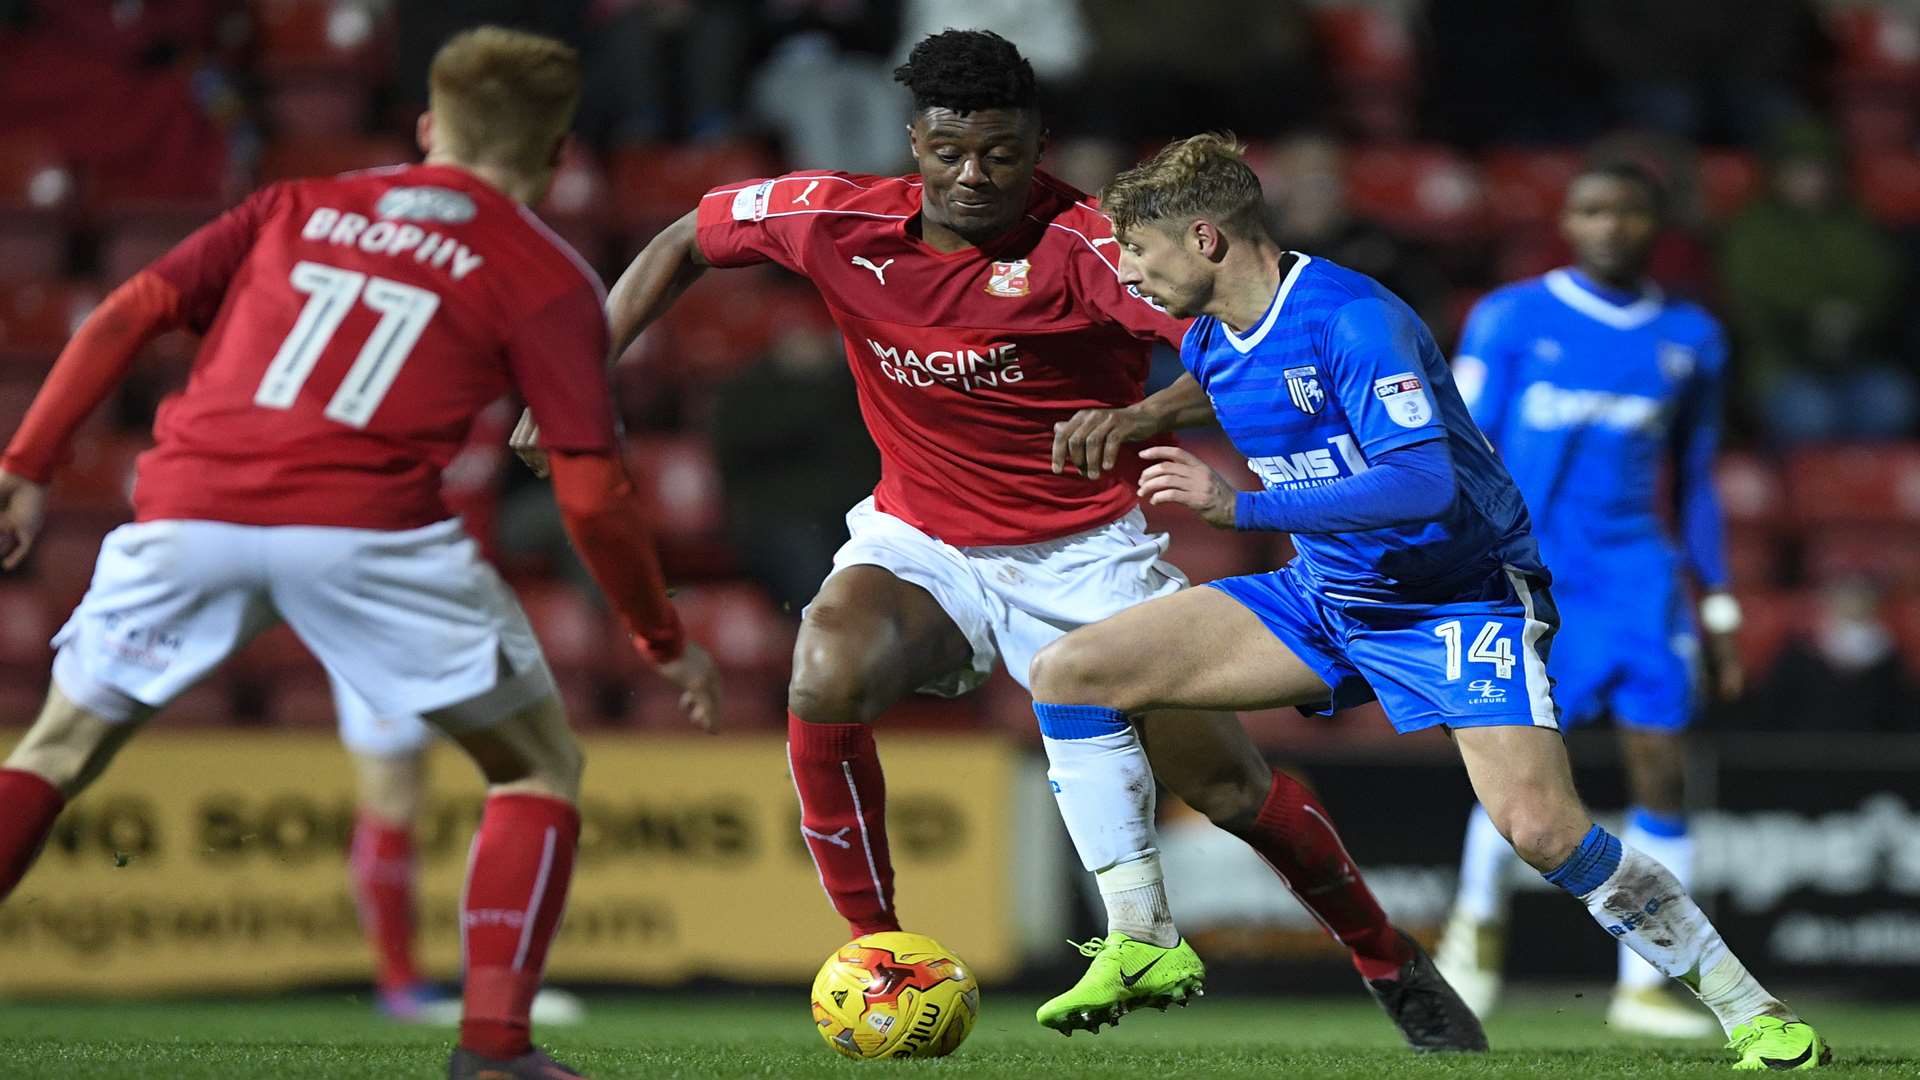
786, 712, 898, 937
458, 793, 578, 1060
349, 813, 420, 994
0, 768, 65, 899
1238, 769, 1412, 981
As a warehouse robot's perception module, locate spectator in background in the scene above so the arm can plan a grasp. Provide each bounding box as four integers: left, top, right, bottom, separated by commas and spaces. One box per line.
0, 0, 237, 200
1721, 122, 1912, 444
1754, 576, 1910, 732
710, 320, 878, 613
747, 0, 905, 174
578, 0, 755, 144
1254, 134, 1452, 337
895, 0, 1087, 100
1070, 0, 1322, 142
1573, 0, 1820, 145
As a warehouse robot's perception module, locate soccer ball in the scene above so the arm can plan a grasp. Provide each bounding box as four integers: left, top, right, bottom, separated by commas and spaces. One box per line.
810, 931, 980, 1059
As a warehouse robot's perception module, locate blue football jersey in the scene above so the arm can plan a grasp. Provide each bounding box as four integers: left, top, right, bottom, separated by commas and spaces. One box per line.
1181, 253, 1543, 598
1453, 268, 1729, 587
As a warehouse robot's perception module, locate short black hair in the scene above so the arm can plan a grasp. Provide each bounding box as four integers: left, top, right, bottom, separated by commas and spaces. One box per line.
892, 29, 1038, 117
1573, 159, 1667, 217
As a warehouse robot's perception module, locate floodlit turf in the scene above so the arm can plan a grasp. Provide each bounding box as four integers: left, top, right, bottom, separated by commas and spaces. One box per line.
0, 992, 1914, 1079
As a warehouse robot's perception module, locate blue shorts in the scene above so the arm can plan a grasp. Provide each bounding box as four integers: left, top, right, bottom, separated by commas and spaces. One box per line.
1547, 561, 1699, 732
1207, 563, 1561, 734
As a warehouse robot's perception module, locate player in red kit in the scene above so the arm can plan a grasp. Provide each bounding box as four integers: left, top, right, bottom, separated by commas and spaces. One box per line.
513, 31, 1480, 1049
0, 28, 717, 1080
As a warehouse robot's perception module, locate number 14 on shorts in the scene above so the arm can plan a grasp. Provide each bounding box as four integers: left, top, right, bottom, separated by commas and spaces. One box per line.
1432, 619, 1515, 681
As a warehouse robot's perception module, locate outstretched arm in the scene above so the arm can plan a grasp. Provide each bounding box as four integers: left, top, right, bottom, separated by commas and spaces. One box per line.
510, 208, 711, 476
1137, 438, 1455, 533
0, 272, 188, 568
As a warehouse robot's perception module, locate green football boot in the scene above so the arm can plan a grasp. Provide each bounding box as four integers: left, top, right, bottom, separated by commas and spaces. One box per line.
1728, 1016, 1831, 1070
1035, 933, 1205, 1035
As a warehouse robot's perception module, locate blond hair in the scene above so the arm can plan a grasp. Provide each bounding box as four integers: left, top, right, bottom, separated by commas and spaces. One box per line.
1100, 133, 1268, 239
428, 26, 581, 174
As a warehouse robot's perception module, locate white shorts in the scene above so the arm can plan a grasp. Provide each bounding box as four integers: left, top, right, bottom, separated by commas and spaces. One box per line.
332, 677, 439, 758
821, 498, 1188, 696
52, 518, 555, 735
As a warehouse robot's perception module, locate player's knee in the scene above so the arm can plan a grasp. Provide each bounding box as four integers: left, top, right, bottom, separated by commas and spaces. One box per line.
1495, 802, 1591, 872
1028, 632, 1132, 709
788, 607, 884, 724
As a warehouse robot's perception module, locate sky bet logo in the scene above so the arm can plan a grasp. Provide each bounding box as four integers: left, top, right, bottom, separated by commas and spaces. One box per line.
1605, 895, 1664, 937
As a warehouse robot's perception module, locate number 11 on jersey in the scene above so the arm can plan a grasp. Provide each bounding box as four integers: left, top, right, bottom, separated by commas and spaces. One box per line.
255, 260, 440, 429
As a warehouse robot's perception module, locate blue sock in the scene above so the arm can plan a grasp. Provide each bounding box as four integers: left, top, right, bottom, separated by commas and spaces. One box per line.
1542, 824, 1623, 898
1626, 805, 1687, 839
1031, 702, 1130, 740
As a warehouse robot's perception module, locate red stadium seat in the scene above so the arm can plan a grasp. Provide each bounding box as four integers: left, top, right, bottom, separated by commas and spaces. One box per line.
261, 76, 369, 139
0, 681, 50, 727
1716, 451, 1786, 531
229, 624, 322, 683
1826, 6, 1920, 86
262, 679, 338, 731
57, 434, 144, 520
0, 585, 59, 670
624, 435, 727, 539
1311, 7, 1418, 137
0, 280, 100, 353
1697, 151, 1762, 220
1724, 531, 1785, 591
1803, 527, 1920, 590
97, 205, 219, 287
607, 141, 781, 232
1782, 444, 1920, 528
1732, 589, 1808, 676
258, 135, 415, 184
1480, 149, 1582, 232
517, 582, 611, 679
1853, 151, 1920, 226
251, 0, 392, 77
24, 527, 105, 611
0, 138, 74, 282
656, 580, 794, 675
1884, 592, 1920, 673
1342, 145, 1486, 241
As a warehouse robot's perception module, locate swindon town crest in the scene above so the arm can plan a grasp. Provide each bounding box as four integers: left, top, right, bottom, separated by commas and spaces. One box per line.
986, 260, 1031, 298
1284, 365, 1325, 415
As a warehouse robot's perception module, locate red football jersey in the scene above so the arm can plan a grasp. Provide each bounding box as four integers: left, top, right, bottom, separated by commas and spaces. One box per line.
135, 163, 616, 530
695, 170, 1185, 547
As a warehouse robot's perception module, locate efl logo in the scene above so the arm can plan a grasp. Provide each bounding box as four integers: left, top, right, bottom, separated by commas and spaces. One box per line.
985, 260, 1031, 298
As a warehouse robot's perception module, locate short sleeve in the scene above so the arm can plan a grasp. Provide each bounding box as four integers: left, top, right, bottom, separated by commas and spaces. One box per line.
147, 184, 282, 333
504, 283, 619, 455
693, 174, 830, 273
1324, 297, 1447, 458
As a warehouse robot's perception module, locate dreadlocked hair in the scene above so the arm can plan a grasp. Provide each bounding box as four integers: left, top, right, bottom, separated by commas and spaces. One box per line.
892, 29, 1038, 116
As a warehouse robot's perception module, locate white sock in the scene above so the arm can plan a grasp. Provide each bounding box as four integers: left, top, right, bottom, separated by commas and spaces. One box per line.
1096, 853, 1178, 947
1455, 802, 1515, 925
1575, 841, 1786, 1034
1619, 808, 1695, 991
1035, 704, 1177, 947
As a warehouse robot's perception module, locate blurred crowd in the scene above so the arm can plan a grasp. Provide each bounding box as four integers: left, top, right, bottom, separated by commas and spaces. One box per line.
2, 0, 1919, 732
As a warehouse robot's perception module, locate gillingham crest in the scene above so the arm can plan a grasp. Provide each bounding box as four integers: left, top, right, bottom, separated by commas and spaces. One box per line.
985, 260, 1031, 298
1284, 365, 1325, 415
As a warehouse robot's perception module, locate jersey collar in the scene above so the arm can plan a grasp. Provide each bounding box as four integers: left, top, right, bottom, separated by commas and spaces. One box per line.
1223, 252, 1311, 353
1543, 267, 1664, 330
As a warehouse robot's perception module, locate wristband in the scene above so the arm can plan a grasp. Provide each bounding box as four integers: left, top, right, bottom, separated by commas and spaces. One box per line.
1698, 593, 1742, 634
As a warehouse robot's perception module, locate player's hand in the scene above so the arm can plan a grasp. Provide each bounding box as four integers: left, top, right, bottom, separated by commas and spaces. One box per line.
0, 469, 48, 571
1704, 628, 1745, 701
656, 641, 722, 733
1137, 445, 1237, 529
509, 408, 550, 479
1052, 405, 1158, 480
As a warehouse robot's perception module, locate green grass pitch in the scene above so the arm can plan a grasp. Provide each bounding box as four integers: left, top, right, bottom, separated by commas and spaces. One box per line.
0, 992, 1914, 1078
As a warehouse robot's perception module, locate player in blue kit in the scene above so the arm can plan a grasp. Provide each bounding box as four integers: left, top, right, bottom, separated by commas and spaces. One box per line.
1026, 134, 1828, 1070
1434, 162, 1741, 1039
